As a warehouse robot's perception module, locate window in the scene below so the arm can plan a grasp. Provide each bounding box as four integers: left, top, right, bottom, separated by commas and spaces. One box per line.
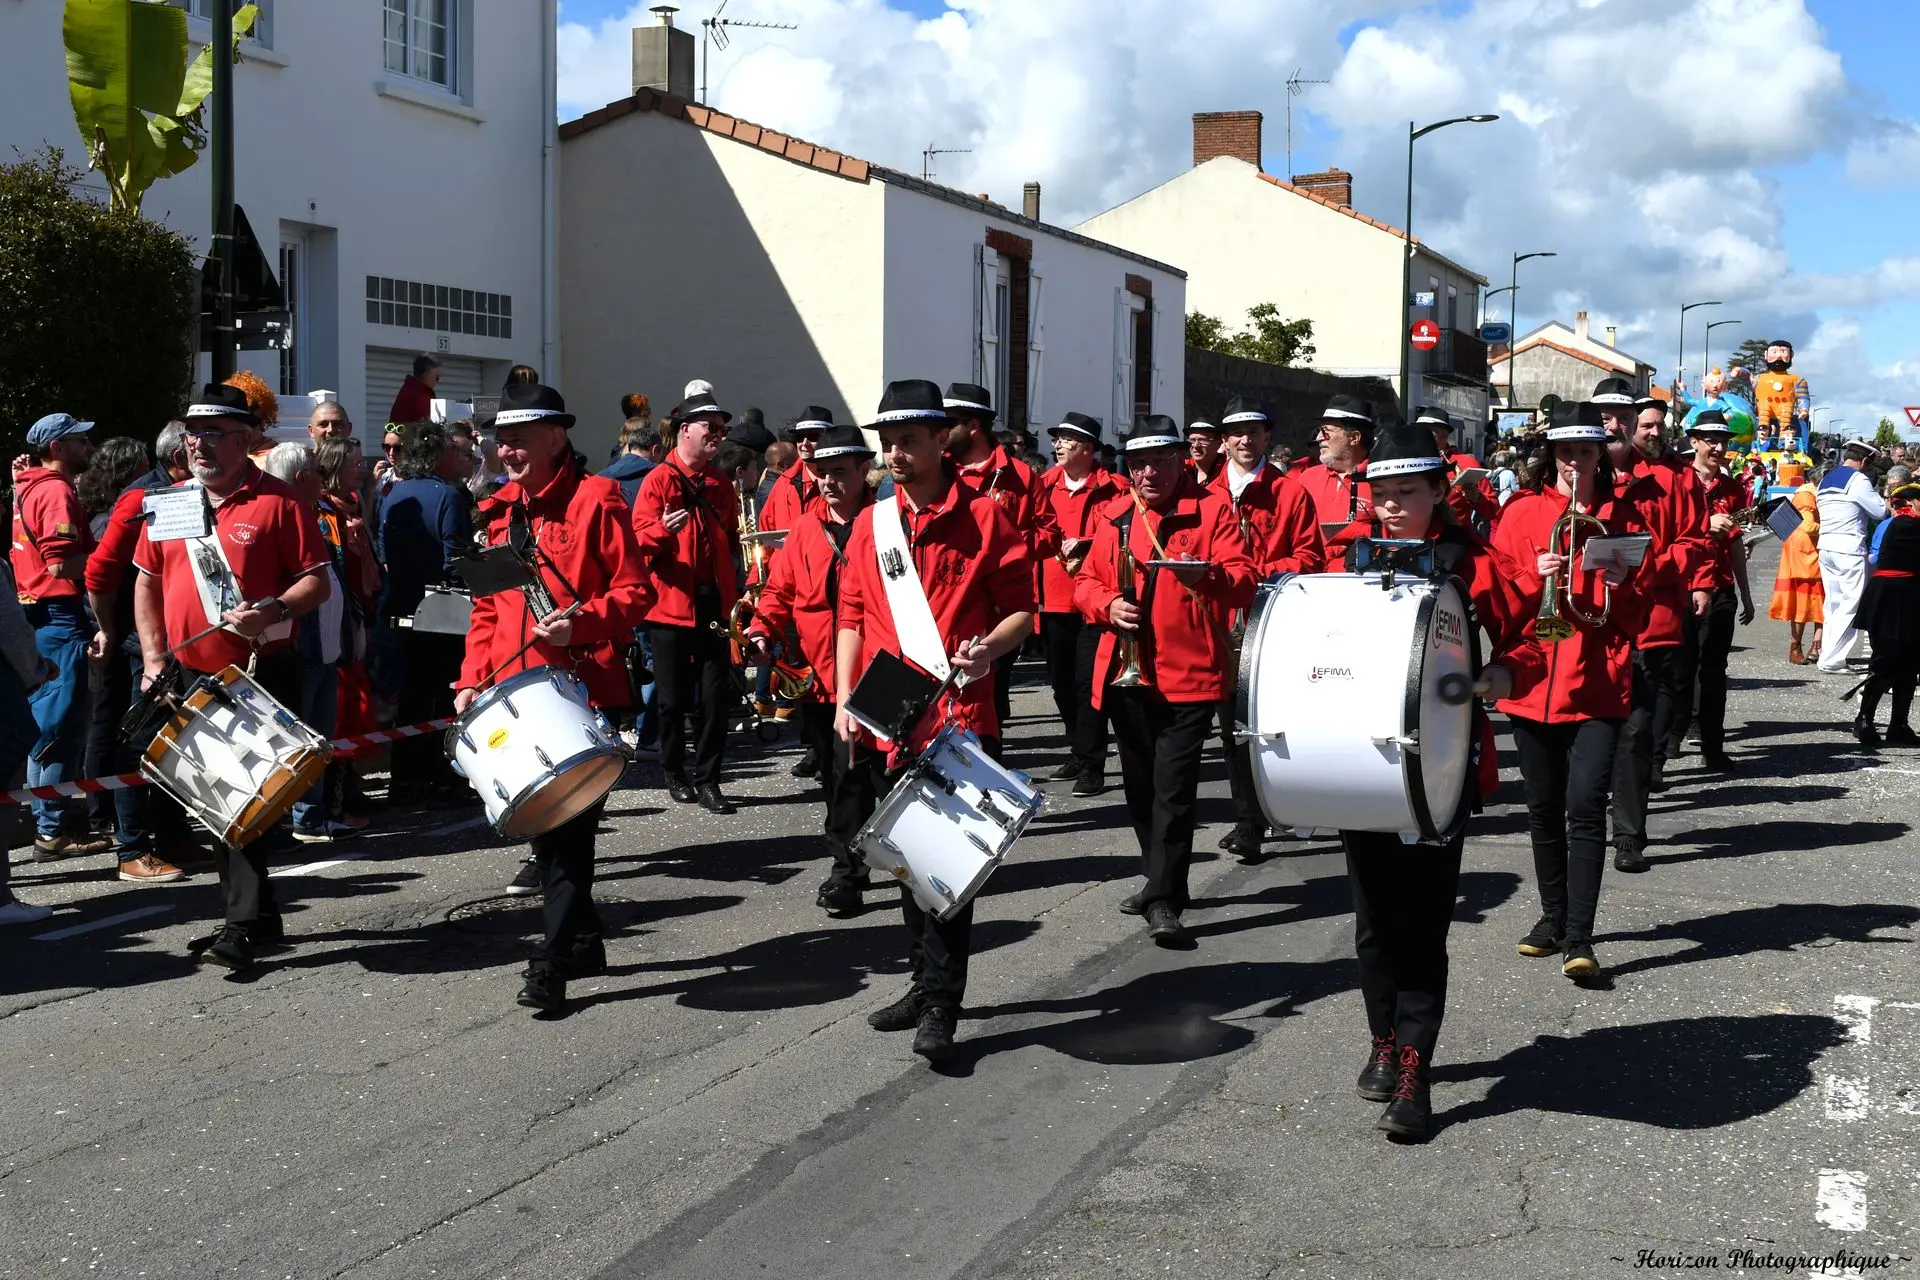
1446, 285, 1459, 333
385, 0, 455, 90
171, 0, 273, 47
365, 275, 509, 339
1132, 305, 1153, 420
279, 242, 301, 395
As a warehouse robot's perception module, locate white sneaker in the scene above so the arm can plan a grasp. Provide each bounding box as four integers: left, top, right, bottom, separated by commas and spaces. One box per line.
0, 899, 54, 926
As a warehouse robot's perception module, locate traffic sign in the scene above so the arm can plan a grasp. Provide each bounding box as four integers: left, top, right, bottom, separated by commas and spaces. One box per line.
1906, 406, 1920, 427
1479, 322, 1512, 344
1410, 319, 1441, 351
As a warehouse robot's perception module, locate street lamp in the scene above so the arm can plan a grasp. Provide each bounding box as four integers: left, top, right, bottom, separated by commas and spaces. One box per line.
1507, 250, 1555, 407
1480, 285, 1514, 328
1677, 300, 1722, 397
1399, 112, 1499, 418
1703, 319, 1741, 380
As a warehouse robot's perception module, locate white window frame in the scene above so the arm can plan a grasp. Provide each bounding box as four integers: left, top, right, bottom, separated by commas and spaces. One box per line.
1114, 288, 1146, 433
384, 0, 458, 93
173, 0, 274, 49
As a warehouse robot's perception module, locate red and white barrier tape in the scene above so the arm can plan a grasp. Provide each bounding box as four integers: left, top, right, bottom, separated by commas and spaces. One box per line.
0, 718, 454, 806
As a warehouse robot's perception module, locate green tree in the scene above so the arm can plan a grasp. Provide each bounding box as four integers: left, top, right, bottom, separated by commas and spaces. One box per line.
1875, 416, 1901, 451
0, 150, 196, 460
63, 0, 257, 214
1184, 303, 1317, 367
1727, 337, 1771, 376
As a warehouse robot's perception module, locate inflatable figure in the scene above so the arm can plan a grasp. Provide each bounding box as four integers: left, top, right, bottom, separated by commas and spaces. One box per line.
1752, 339, 1809, 443
1683, 370, 1757, 446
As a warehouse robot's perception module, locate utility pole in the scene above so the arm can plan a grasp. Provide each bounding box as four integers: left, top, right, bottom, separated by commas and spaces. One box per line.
209, 0, 236, 380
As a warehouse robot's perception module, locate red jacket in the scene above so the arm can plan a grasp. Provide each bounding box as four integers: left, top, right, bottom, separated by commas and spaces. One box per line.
758, 459, 820, 556
1620, 453, 1710, 648
1034, 464, 1128, 613
1444, 451, 1499, 527
1292, 461, 1371, 529
10, 467, 91, 602
1329, 520, 1546, 800
1491, 485, 1646, 723
84, 482, 150, 597
1073, 478, 1256, 710
631, 452, 742, 628
1689, 467, 1747, 592
838, 480, 1035, 757
1205, 463, 1326, 577
747, 493, 868, 702
387, 375, 433, 427
458, 463, 650, 710
955, 445, 1048, 551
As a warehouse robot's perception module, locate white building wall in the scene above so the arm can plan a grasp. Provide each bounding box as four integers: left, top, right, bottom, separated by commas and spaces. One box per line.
1076, 157, 1404, 382
0, 0, 555, 438
880, 183, 1184, 436
561, 110, 887, 461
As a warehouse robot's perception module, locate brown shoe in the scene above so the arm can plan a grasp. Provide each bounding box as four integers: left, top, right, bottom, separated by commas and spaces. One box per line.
31, 832, 112, 861
118, 854, 186, 883
1789, 641, 1805, 665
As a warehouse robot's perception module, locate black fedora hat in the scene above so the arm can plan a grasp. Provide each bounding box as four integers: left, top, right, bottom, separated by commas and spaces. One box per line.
1590, 376, 1636, 406
1365, 423, 1448, 479
1123, 414, 1183, 453
943, 382, 995, 421
1320, 393, 1374, 426
1686, 410, 1734, 439
1411, 404, 1453, 430
727, 419, 777, 452
185, 382, 258, 427
871, 380, 953, 427
494, 382, 577, 430
1052, 411, 1102, 444
791, 406, 834, 434
1221, 395, 1269, 428
1545, 399, 1605, 441
811, 423, 874, 460
675, 390, 732, 425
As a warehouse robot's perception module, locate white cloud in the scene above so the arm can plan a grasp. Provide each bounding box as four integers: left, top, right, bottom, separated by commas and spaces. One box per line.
1845, 119, 1920, 188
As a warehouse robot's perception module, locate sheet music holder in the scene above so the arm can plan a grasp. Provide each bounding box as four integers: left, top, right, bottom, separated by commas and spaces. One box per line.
845, 649, 944, 745
451, 546, 539, 597
1765, 501, 1803, 544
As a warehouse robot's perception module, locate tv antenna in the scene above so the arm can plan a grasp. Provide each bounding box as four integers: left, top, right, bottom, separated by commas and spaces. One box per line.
921, 144, 972, 182
699, 0, 798, 105
1284, 69, 1328, 177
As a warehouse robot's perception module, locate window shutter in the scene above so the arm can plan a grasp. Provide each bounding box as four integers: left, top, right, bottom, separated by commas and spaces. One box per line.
972, 243, 986, 385
980, 251, 1000, 400
1113, 287, 1134, 432
1026, 272, 1044, 428
1148, 296, 1161, 415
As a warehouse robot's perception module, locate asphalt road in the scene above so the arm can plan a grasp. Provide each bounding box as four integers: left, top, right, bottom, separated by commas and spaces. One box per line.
3, 541, 1917, 1280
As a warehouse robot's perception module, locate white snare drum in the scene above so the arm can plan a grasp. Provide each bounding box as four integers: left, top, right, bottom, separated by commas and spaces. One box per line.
447, 666, 629, 838
855, 725, 1044, 921
141, 665, 332, 848
1236, 572, 1477, 841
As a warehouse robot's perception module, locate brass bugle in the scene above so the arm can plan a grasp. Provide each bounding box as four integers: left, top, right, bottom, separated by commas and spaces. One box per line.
1110, 538, 1148, 688
1533, 506, 1611, 643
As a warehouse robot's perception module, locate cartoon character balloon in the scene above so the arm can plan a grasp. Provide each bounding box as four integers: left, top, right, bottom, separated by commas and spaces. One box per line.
1751, 339, 1808, 452
1683, 367, 1757, 446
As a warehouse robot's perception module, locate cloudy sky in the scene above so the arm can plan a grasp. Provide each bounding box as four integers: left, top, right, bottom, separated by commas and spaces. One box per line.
556, 0, 1919, 437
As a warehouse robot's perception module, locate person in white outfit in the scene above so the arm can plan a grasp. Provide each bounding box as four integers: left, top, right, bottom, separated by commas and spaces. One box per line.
1815, 439, 1888, 673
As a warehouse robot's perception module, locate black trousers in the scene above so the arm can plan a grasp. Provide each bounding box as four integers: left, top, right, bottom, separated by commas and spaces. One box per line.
1674, 589, 1737, 753
1509, 716, 1620, 947
1109, 691, 1214, 913
529, 801, 604, 967
843, 740, 990, 1011
1040, 612, 1109, 769
1609, 644, 1683, 851
650, 589, 733, 785
1215, 696, 1262, 831
992, 649, 1019, 729
394, 626, 465, 786
805, 701, 869, 893
1344, 827, 1465, 1063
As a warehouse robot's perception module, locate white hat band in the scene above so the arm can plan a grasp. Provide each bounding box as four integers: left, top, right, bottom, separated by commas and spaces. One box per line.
876, 408, 950, 423
185, 403, 247, 418
812, 442, 871, 459
1545, 425, 1607, 441
1124, 433, 1182, 452
1590, 392, 1636, 406
1222, 411, 1269, 425
494, 409, 567, 425
1366, 456, 1446, 478
793, 419, 832, 433
1322, 408, 1372, 422
941, 398, 991, 414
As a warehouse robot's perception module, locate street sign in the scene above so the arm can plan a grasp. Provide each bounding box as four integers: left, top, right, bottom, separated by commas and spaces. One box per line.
1413, 290, 1436, 307
1410, 319, 1441, 351
1906, 406, 1920, 427
1479, 322, 1512, 344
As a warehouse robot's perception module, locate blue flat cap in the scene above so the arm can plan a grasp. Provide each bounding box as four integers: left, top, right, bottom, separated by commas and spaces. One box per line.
26, 413, 94, 446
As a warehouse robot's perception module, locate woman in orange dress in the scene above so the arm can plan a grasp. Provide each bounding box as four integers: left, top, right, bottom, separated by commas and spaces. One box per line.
1768, 485, 1824, 663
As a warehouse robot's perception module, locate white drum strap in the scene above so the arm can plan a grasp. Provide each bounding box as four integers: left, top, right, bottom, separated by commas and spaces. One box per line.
872, 496, 952, 681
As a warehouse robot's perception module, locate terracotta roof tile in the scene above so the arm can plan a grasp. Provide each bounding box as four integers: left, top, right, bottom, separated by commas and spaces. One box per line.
733, 122, 761, 146
786, 139, 815, 165
559, 89, 880, 187
840, 156, 870, 181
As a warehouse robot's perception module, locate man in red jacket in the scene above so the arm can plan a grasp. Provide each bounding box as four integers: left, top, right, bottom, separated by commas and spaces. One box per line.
1207, 397, 1326, 861
1412, 405, 1497, 528
455, 381, 650, 1013
386, 353, 439, 428
1075, 416, 1255, 945
10, 412, 106, 861
1034, 411, 1126, 797
631, 391, 742, 814
836, 379, 1035, 1062
758, 406, 833, 541
1602, 383, 1710, 870
1292, 393, 1375, 528
747, 424, 875, 915
1676, 411, 1755, 773
1186, 419, 1225, 487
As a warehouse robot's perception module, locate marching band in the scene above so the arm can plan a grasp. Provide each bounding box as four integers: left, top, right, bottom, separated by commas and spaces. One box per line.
111, 368, 1819, 1143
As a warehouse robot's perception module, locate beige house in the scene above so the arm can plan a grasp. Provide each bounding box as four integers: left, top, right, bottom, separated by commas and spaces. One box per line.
1075, 111, 1489, 425
557, 16, 1185, 461
1491, 312, 1656, 412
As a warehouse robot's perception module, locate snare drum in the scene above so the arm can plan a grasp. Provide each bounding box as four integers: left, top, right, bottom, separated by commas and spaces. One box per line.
853, 725, 1044, 921
140, 666, 332, 848
447, 666, 628, 838
1236, 572, 1476, 841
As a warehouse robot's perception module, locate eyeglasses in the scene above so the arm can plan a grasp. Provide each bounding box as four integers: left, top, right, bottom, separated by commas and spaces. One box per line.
184, 427, 247, 443
383, 441, 402, 453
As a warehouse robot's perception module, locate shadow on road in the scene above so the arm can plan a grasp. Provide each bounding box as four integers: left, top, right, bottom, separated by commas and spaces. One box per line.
1434, 1014, 1846, 1131
1599, 901, 1917, 979
598, 834, 821, 886
1648, 820, 1909, 867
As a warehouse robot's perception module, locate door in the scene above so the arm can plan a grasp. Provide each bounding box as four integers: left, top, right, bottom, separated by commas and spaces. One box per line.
278, 237, 307, 396
365, 347, 485, 429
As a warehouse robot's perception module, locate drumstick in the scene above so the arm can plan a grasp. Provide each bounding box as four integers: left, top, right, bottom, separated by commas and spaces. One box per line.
475, 601, 584, 691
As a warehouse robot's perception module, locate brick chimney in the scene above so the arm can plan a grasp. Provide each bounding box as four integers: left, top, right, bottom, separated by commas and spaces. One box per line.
1290, 168, 1353, 208
1193, 111, 1262, 169
1575, 310, 1590, 341
1022, 182, 1041, 221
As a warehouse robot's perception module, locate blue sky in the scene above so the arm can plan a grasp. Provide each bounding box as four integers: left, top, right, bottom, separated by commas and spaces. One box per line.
555, 1, 1920, 430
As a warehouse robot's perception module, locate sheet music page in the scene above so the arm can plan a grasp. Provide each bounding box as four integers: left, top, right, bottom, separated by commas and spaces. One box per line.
143, 487, 212, 542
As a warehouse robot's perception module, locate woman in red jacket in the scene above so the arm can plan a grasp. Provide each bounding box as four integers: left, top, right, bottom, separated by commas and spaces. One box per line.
1491, 404, 1645, 985
1321, 424, 1541, 1141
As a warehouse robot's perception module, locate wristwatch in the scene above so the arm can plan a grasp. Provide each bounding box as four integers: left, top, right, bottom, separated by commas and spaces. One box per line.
263, 596, 290, 622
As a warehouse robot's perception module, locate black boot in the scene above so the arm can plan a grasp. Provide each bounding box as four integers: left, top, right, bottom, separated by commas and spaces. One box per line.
1515, 913, 1563, 957
791, 746, 820, 779
1613, 842, 1649, 873
1356, 1034, 1398, 1102
1853, 716, 1883, 749
1887, 687, 1918, 745
912, 1005, 957, 1061
867, 988, 922, 1032
517, 963, 566, 1012
563, 938, 607, 979
202, 923, 254, 971
1376, 1045, 1431, 1139
816, 881, 862, 917
1070, 767, 1106, 798
1218, 822, 1265, 860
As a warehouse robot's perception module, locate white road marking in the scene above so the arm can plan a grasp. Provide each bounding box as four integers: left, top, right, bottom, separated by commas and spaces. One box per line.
1824, 1074, 1869, 1121
270, 854, 368, 878
32, 905, 173, 942
1835, 995, 1878, 1044
1815, 1170, 1868, 1232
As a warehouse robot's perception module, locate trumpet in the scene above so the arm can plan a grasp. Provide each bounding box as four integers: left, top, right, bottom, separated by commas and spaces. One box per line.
711, 482, 815, 701
1110, 538, 1148, 688
1533, 506, 1612, 643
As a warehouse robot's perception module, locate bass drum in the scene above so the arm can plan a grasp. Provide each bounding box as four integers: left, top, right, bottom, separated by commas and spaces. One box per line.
1235, 572, 1476, 842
